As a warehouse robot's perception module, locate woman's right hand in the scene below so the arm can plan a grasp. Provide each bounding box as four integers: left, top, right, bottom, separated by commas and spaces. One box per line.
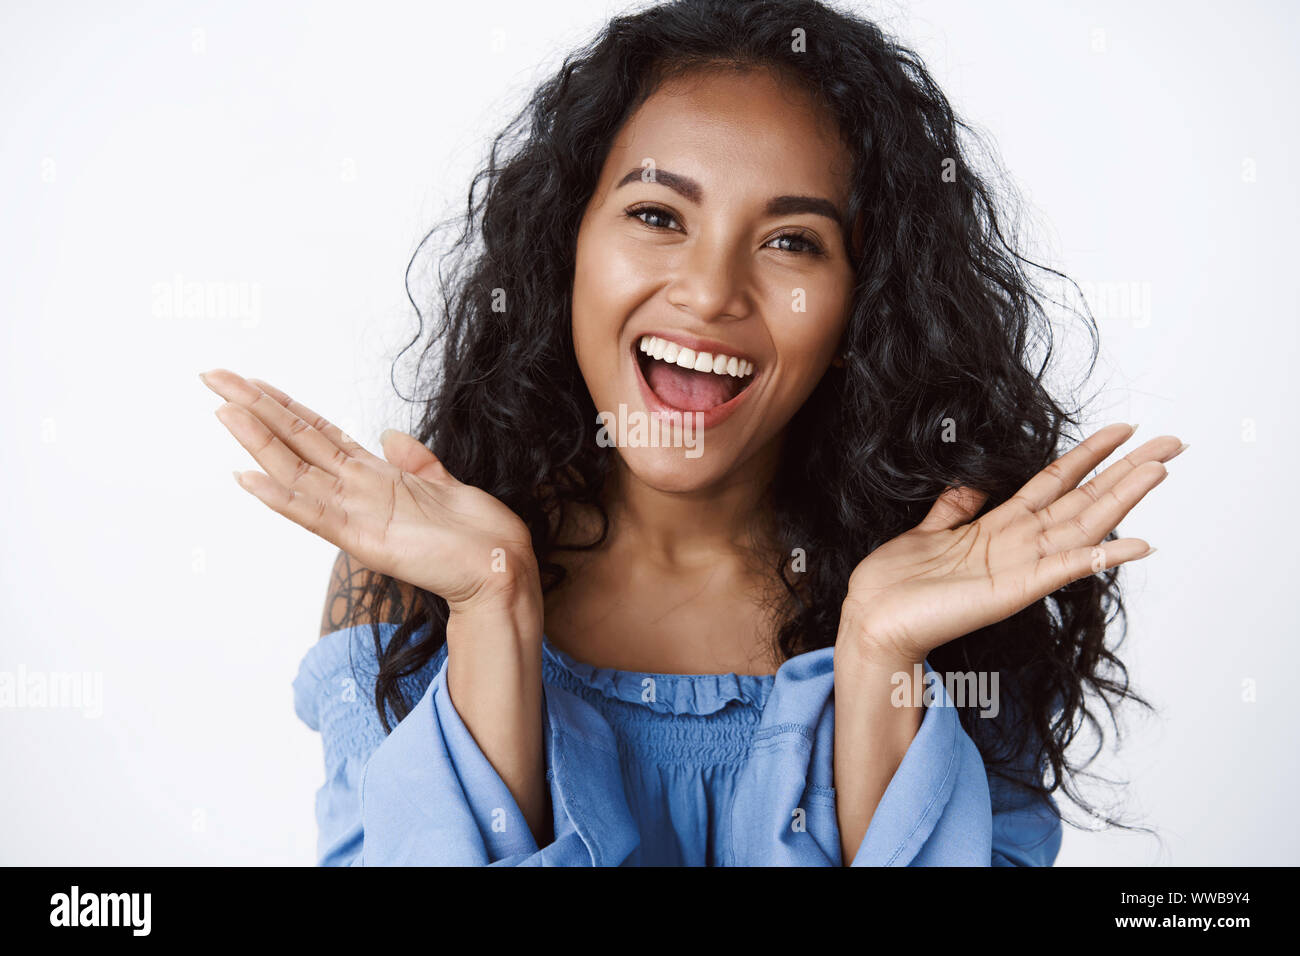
201, 368, 540, 615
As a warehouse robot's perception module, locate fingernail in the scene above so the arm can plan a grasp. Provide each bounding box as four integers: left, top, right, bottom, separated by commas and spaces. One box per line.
232, 470, 244, 484
380, 428, 395, 442
1143, 546, 1157, 557
199, 371, 210, 385
1173, 441, 1190, 456
1129, 423, 1140, 436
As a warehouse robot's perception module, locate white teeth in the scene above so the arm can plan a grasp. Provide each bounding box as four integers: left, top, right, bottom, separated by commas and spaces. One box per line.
636, 334, 754, 379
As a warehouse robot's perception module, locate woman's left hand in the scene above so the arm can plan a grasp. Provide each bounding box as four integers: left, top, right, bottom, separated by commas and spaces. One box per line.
837, 423, 1186, 668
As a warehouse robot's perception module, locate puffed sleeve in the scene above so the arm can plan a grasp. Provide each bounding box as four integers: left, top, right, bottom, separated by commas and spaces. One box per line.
293, 624, 642, 866
357, 659, 642, 865
293, 624, 406, 867
726, 648, 1058, 866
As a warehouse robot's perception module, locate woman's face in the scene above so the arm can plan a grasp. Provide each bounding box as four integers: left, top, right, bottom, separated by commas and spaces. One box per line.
572, 66, 856, 494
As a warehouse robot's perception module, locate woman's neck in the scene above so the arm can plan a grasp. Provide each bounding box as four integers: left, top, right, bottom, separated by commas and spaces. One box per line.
603, 442, 780, 571
541, 434, 791, 674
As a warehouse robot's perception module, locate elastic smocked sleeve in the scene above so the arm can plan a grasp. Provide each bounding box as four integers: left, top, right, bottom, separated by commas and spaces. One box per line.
356, 659, 641, 865
726, 648, 1058, 866
293, 623, 642, 866
294, 624, 438, 866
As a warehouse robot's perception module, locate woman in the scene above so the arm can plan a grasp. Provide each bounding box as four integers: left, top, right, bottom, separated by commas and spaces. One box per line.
203, 0, 1184, 866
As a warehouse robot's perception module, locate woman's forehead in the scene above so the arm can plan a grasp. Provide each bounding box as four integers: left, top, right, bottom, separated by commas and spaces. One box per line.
598, 68, 853, 206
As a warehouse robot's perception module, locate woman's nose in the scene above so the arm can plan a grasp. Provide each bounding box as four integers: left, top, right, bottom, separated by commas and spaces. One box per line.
664, 235, 752, 324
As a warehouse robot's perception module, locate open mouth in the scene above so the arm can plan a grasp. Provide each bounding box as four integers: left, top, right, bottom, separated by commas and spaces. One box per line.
633, 334, 757, 413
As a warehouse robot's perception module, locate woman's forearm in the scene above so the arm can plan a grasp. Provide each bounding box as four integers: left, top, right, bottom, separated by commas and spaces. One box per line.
832, 610, 925, 865
444, 578, 550, 845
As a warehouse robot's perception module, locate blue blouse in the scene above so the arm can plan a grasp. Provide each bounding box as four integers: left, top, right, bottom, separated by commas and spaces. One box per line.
293, 623, 1062, 866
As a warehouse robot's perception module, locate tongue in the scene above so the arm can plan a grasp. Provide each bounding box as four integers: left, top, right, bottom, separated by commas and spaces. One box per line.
646, 361, 737, 411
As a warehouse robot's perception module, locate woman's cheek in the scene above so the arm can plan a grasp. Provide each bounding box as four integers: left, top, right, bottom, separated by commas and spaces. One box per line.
572, 250, 634, 409
572, 240, 617, 343
767, 307, 847, 402
578, 240, 636, 325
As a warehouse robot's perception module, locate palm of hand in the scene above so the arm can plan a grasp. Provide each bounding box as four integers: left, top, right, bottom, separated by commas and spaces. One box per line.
842, 424, 1184, 666
345, 465, 535, 608
202, 368, 535, 610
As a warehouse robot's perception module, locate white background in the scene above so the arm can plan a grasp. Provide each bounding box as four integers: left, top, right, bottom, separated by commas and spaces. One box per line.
2, 0, 1295, 865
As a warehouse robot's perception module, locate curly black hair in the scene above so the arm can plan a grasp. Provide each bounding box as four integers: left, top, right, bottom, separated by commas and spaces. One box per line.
353, 0, 1153, 834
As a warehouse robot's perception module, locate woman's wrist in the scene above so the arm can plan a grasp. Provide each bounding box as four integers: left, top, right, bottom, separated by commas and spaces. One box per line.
446, 597, 543, 651
445, 556, 545, 641
834, 599, 924, 680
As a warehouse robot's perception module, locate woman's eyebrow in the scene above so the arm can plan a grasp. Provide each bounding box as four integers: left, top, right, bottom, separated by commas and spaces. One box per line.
615, 167, 845, 227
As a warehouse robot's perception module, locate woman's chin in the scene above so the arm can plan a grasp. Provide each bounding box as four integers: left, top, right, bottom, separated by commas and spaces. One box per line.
613, 444, 730, 494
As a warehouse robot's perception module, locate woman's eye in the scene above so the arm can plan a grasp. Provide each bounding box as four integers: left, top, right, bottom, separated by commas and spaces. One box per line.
627, 206, 680, 230
627, 206, 824, 257
766, 232, 824, 256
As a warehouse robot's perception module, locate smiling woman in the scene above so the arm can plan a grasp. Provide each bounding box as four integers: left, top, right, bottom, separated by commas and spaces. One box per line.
204, 0, 1186, 867
574, 69, 855, 474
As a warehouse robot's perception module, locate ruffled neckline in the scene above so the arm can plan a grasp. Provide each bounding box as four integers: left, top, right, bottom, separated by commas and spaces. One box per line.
540, 636, 776, 717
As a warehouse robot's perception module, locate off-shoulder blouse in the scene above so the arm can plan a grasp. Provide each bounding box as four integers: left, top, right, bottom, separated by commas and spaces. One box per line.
292, 623, 1062, 866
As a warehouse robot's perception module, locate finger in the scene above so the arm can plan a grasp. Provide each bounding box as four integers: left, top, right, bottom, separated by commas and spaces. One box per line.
215, 401, 342, 501
246, 375, 376, 460
1035, 434, 1186, 531
380, 428, 453, 483
201, 369, 360, 475
917, 485, 990, 532
999, 423, 1136, 519
1023, 536, 1155, 599
1033, 460, 1167, 558
231, 468, 354, 551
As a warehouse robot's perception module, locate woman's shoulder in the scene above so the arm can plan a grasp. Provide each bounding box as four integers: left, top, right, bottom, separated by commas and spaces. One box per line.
293, 622, 444, 736
318, 549, 421, 640
296, 550, 439, 726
